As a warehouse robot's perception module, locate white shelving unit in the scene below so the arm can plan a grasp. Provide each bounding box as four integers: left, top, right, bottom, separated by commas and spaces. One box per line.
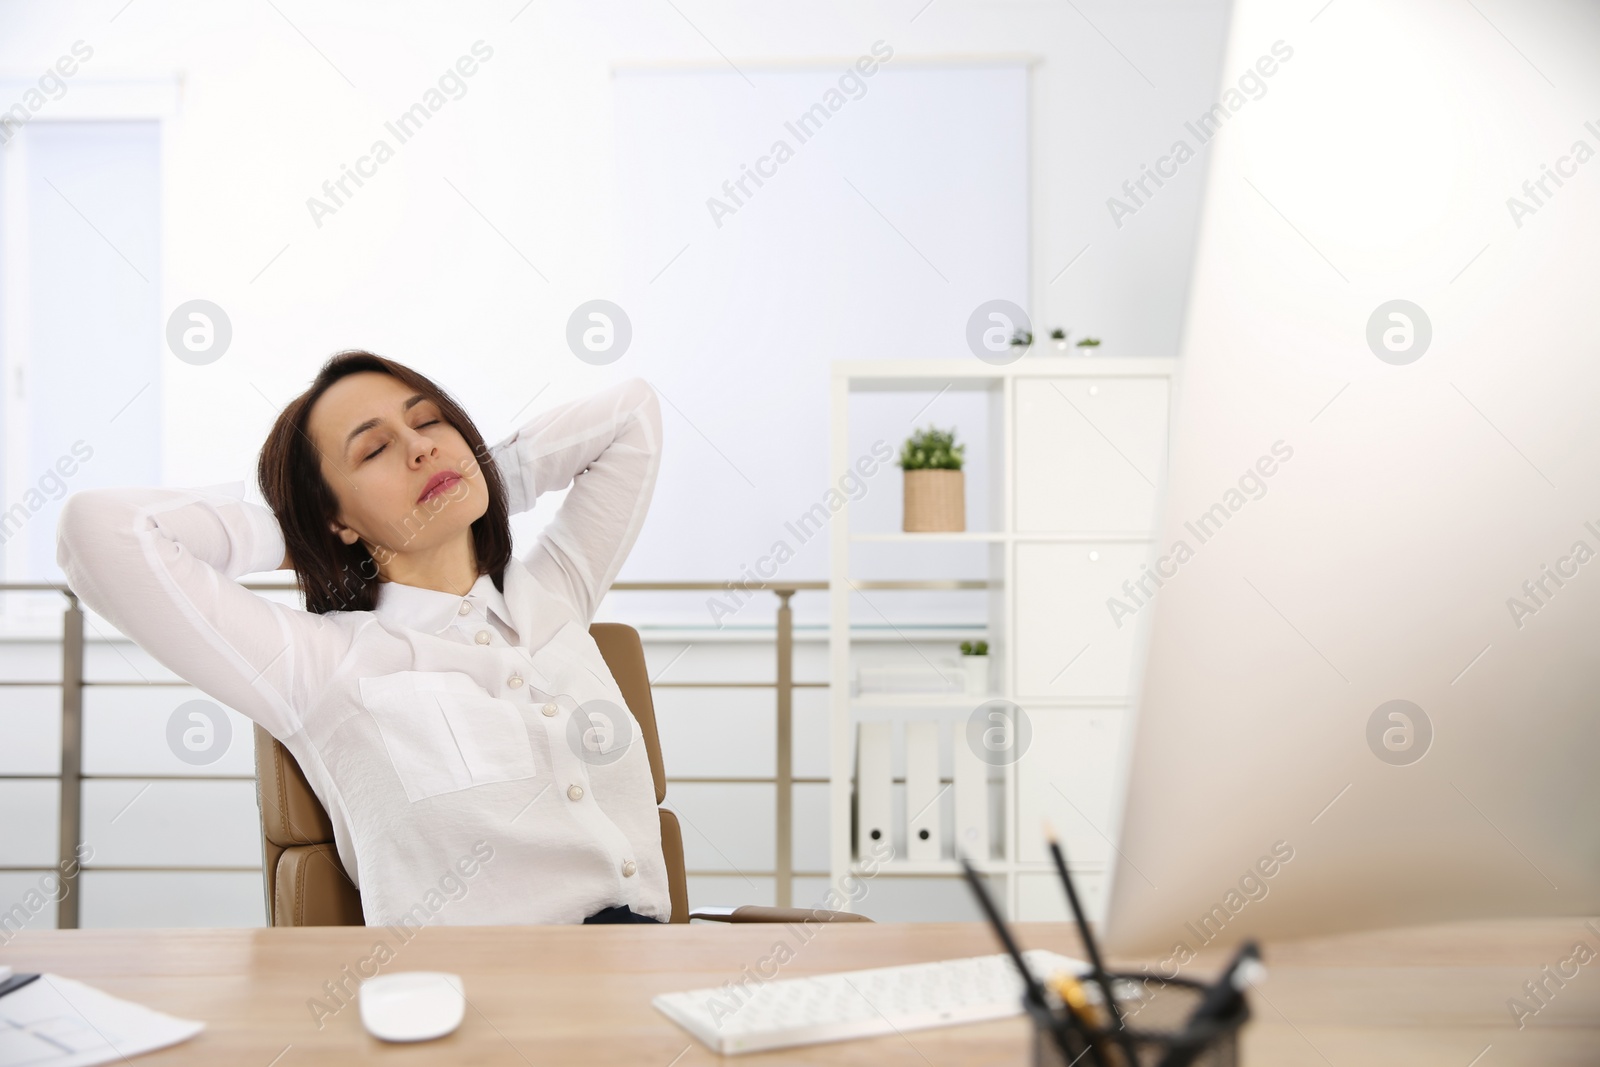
829, 357, 1176, 921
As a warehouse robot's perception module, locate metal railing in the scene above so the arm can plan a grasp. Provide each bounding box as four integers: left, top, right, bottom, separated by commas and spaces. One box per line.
0, 578, 830, 927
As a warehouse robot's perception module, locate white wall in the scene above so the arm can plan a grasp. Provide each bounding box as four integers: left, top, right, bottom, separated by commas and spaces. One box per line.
0, 0, 1231, 615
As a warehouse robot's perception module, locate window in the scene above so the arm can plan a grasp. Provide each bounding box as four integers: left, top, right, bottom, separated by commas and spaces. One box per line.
0, 119, 162, 598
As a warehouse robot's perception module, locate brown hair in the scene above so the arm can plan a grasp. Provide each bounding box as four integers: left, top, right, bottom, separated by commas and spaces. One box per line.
256, 350, 512, 615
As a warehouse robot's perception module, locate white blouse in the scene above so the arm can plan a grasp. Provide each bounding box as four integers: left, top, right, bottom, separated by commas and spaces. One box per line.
54, 376, 670, 926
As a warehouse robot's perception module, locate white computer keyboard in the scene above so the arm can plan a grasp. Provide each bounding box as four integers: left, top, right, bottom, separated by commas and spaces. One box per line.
652, 948, 1090, 1055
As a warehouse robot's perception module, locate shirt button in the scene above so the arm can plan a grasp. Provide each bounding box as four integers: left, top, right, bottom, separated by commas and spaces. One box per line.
475, 630, 491, 645
621, 859, 637, 877
458, 601, 471, 615
507, 675, 524, 689
541, 702, 558, 717
567, 784, 584, 801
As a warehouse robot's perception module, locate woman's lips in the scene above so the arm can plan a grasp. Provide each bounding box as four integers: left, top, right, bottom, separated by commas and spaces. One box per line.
418, 472, 462, 503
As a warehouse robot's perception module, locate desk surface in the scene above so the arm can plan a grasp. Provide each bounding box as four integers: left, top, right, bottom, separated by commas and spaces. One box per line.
5, 918, 1598, 1065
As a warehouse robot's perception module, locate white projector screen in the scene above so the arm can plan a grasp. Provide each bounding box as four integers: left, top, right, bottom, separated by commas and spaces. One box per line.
609, 59, 1028, 627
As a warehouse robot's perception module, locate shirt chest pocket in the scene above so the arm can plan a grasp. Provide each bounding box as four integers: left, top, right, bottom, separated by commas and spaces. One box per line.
358, 670, 539, 803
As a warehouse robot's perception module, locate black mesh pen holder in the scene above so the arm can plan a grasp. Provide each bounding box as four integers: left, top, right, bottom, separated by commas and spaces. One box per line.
1027, 972, 1247, 1067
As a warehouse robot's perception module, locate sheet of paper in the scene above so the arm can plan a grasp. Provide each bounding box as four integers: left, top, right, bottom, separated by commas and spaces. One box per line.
0, 973, 203, 1067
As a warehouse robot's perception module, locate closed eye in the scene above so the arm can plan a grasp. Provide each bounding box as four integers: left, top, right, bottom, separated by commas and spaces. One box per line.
364, 419, 440, 462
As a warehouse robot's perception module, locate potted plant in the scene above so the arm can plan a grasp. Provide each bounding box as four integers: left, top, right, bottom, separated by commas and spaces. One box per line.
899, 425, 966, 532
1050, 328, 1068, 352
960, 639, 989, 696
1075, 336, 1102, 354
1008, 327, 1032, 358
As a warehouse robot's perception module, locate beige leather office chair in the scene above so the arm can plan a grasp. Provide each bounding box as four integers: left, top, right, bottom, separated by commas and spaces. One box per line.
255, 622, 870, 927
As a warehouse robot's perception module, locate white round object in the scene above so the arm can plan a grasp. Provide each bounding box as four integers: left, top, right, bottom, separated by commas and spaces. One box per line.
359, 971, 465, 1042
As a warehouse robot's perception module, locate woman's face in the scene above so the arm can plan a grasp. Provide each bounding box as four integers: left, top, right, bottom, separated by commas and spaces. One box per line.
307, 371, 489, 567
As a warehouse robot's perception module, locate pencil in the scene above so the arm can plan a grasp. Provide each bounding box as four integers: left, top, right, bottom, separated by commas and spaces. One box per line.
956, 850, 1099, 1067
1043, 820, 1139, 1067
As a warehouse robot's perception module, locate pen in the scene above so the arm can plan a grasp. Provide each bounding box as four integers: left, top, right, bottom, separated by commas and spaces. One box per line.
1184, 939, 1263, 1026
0, 971, 41, 1001
1043, 821, 1138, 1067
1040, 973, 1107, 1066
1046, 970, 1103, 1029
957, 851, 1102, 1067
1156, 940, 1264, 1067
1043, 970, 1117, 1064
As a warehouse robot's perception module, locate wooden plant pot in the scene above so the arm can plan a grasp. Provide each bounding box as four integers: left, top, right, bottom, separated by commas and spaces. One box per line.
902, 469, 965, 532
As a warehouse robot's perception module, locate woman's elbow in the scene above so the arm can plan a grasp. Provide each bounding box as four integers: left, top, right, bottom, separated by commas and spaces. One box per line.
56, 489, 132, 565
625, 377, 662, 435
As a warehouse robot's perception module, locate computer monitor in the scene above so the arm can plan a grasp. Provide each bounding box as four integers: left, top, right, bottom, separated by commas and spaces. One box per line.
1100, 0, 1600, 955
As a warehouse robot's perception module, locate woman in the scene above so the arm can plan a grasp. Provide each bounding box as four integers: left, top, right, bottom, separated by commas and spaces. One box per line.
55, 351, 669, 926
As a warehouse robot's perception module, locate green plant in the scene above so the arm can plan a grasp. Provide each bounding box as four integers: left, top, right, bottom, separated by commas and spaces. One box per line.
1075, 336, 1101, 348
898, 425, 965, 471
1009, 328, 1033, 348
960, 640, 989, 655
1049, 328, 1066, 341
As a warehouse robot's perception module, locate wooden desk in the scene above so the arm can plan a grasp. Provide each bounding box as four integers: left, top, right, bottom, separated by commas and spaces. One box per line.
5, 918, 1597, 1064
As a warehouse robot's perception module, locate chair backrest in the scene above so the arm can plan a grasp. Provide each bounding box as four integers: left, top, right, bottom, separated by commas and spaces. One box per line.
254, 622, 691, 925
